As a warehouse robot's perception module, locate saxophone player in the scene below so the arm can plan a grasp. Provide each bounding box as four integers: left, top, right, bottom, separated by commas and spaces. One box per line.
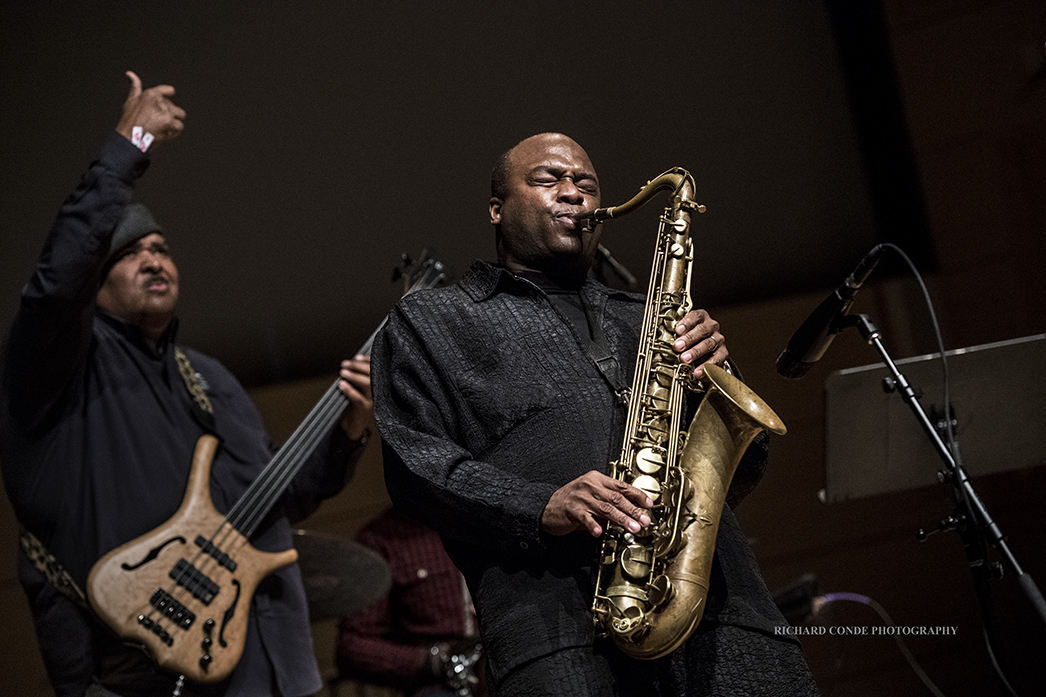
371, 133, 818, 696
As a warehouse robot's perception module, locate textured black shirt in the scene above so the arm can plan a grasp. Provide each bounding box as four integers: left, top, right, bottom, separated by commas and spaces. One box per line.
372, 260, 794, 686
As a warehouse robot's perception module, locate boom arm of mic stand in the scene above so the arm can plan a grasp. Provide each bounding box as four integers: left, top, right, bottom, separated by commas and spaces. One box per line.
835, 313, 1046, 629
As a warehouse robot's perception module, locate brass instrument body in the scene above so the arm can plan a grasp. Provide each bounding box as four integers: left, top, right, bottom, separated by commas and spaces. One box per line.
590, 169, 786, 660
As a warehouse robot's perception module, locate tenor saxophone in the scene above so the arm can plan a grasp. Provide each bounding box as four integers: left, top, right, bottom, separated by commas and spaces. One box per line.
586, 168, 786, 659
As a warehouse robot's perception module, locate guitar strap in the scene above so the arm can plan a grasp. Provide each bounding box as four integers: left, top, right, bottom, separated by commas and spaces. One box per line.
174, 347, 216, 435
19, 347, 217, 611
19, 527, 91, 610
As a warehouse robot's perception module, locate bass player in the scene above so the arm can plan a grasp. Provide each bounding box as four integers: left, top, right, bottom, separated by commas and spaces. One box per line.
0, 72, 374, 697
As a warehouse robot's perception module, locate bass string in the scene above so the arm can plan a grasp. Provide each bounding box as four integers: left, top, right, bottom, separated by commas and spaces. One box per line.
161, 259, 447, 626
234, 385, 347, 537
157, 382, 344, 624
155, 384, 344, 635
226, 260, 446, 535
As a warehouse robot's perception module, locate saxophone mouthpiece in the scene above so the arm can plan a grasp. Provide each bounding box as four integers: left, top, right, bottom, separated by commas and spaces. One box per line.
574, 207, 613, 232
573, 213, 596, 233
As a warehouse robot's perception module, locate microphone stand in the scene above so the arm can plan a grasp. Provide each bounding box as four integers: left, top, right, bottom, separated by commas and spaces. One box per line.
834, 312, 1046, 643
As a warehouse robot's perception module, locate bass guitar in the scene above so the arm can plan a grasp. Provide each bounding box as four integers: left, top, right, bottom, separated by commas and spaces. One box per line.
87, 252, 447, 683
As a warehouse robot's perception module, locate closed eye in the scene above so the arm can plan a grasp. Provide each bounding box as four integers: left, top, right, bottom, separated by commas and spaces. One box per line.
529, 168, 598, 195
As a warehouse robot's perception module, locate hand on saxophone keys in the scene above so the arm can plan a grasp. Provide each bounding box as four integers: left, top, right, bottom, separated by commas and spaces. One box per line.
672, 309, 728, 379
541, 471, 654, 538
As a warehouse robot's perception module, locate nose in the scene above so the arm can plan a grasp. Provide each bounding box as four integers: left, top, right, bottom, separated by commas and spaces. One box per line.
556, 177, 584, 204
138, 249, 165, 271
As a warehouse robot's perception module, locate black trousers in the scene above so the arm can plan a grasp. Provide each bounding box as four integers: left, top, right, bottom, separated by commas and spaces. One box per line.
494, 625, 819, 697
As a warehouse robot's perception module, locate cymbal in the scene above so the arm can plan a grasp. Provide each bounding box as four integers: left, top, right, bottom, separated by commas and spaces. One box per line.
291, 529, 392, 622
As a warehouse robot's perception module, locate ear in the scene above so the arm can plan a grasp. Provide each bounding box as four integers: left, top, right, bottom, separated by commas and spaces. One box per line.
489, 197, 503, 225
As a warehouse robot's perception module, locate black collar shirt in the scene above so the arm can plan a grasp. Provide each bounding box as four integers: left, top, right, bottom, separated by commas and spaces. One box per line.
372, 260, 783, 685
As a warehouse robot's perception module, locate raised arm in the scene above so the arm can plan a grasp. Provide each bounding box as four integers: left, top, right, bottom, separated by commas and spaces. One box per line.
2, 72, 184, 443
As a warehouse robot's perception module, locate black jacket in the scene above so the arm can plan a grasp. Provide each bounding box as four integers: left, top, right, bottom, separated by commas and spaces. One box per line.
0, 132, 361, 697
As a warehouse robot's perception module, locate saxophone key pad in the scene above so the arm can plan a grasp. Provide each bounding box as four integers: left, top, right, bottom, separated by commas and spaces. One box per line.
631, 475, 662, 503
621, 544, 653, 579
647, 574, 673, 607
635, 447, 665, 475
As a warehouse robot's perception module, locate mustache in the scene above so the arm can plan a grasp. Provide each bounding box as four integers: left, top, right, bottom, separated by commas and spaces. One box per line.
141, 272, 170, 286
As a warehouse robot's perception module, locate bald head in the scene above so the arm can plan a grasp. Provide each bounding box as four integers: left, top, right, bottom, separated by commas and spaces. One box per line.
488, 133, 602, 280
491, 133, 591, 198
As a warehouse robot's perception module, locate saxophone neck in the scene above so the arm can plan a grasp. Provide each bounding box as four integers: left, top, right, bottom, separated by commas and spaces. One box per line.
574, 168, 703, 232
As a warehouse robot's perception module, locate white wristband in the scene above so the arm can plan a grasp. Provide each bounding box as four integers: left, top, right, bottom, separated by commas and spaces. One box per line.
130, 126, 154, 152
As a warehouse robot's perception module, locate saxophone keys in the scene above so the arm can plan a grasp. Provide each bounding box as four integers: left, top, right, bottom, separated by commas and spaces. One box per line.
680, 200, 706, 214
630, 475, 662, 504
610, 606, 646, 639
648, 385, 670, 411
652, 523, 683, 558
634, 447, 665, 475
621, 545, 653, 579
647, 574, 673, 607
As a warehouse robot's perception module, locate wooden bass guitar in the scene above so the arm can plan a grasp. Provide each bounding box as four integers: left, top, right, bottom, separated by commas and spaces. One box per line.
86, 252, 447, 683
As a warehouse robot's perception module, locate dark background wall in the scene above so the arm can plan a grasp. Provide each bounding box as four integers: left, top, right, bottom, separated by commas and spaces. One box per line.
1, 1, 1044, 695
0, 0, 896, 385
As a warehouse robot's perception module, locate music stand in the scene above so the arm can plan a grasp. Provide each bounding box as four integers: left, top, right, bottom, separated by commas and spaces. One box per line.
823, 333, 1046, 503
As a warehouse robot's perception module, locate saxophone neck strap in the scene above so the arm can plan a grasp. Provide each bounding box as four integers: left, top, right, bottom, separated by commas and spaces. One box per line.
578, 290, 628, 398
519, 270, 628, 398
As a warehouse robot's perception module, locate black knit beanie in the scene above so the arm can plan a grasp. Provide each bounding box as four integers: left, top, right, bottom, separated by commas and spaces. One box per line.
103, 203, 163, 275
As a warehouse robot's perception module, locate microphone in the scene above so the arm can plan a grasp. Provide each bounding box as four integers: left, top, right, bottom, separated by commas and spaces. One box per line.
775, 245, 885, 379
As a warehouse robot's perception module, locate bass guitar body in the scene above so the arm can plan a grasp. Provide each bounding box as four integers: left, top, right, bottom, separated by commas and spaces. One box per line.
86, 435, 297, 683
